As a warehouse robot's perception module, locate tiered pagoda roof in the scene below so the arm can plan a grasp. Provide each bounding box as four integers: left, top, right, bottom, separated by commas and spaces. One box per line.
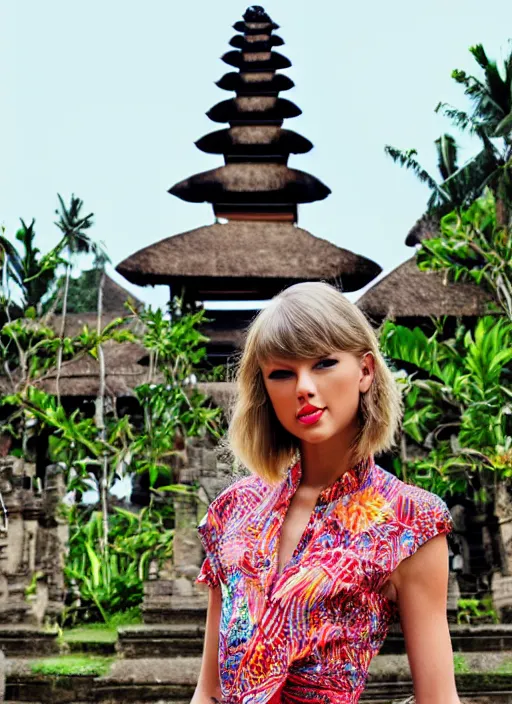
167, 5, 333, 221
117, 6, 380, 307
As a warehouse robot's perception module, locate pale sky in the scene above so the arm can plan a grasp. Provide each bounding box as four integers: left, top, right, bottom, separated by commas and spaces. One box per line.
2, 0, 512, 309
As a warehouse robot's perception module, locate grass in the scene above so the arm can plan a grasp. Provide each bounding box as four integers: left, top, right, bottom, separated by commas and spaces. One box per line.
62, 607, 142, 643
453, 653, 470, 674
30, 654, 115, 677
493, 659, 512, 675
62, 627, 117, 644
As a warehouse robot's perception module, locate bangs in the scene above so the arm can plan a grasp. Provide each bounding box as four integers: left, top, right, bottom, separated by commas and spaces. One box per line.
252, 293, 355, 363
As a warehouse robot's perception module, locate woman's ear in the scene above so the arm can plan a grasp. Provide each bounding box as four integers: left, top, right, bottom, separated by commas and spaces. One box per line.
359, 352, 375, 393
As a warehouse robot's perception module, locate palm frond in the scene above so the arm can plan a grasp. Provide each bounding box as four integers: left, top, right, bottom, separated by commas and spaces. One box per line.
435, 134, 459, 180
384, 146, 440, 191
435, 103, 481, 134
449, 69, 502, 121
0, 234, 24, 289
439, 147, 499, 207
505, 43, 512, 87
470, 43, 490, 71
54, 193, 95, 255
494, 110, 512, 138
470, 44, 510, 114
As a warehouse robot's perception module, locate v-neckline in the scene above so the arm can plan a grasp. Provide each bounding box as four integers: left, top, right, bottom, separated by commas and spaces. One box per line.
272, 456, 375, 581
275, 492, 319, 578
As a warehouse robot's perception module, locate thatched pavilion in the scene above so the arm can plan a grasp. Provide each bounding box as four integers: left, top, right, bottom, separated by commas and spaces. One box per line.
117, 6, 381, 364
357, 208, 492, 326
0, 274, 148, 412
357, 257, 492, 328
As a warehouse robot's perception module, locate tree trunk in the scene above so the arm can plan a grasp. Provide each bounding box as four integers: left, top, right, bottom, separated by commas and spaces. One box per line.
55, 264, 71, 405
94, 269, 109, 561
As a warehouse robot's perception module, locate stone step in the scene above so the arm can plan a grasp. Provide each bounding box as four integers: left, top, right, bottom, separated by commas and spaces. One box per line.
5, 656, 512, 703
117, 624, 205, 657
116, 623, 512, 659
0, 627, 59, 657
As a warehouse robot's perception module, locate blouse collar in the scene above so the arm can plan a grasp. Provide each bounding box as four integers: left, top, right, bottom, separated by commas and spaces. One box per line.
285, 453, 375, 506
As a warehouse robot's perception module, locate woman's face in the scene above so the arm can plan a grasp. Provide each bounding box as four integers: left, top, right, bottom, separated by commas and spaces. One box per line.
261, 351, 375, 446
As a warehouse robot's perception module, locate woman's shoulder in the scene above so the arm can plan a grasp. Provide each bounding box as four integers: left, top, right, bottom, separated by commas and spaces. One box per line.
207, 471, 274, 524
372, 463, 453, 534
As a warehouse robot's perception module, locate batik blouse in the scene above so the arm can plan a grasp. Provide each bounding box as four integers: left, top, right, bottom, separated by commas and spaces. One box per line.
196, 455, 454, 704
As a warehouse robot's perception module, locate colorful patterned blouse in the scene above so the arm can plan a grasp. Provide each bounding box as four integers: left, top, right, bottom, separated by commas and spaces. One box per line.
196, 455, 454, 704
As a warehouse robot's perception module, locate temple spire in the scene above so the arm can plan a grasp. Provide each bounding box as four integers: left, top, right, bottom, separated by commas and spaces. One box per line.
169, 6, 330, 223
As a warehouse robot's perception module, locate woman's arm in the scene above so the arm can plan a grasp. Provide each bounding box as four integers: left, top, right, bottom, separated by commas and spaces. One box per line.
392, 533, 461, 704
190, 585, 223, 704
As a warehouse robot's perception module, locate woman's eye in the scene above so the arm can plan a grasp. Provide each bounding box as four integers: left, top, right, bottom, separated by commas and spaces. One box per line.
268, 370, 293, 379
316, 358, 338, 369
267, 359, 337, 378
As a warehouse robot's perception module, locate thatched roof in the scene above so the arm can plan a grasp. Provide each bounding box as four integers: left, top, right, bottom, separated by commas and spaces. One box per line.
169, 163, 331, 204
222, 50, 291, 72
34, 343, 150, 398
1, 312, 152, 399
229, 35, 284, 51
207, 96, 301, 124
97, 275, 143, 312
233, 21, 280, 34
115, 221, 381, 295
196, 126, 312, 156
217, 71, 294, 94
357, 257, 492, 319
405, 213, 441, 247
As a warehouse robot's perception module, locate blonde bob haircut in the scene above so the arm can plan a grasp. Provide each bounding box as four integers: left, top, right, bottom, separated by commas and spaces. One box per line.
228, 281, 402, 485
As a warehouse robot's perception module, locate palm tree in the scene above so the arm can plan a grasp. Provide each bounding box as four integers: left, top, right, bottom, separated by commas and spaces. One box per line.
436, 43, 512, 223
385, 134, 465, 213
54, 194, 95, 402
386, 43, 512, 231
1, 220, 60, 317
384, 133, 494, 244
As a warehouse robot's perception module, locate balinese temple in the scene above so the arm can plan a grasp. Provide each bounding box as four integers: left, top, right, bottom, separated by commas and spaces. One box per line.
117, 6, 381, 365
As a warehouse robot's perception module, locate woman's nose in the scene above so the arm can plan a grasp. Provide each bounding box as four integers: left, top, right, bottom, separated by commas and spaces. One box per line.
296, 370, 316, 398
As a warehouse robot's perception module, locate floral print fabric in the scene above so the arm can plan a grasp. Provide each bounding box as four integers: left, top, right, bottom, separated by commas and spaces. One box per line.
196, 456, 453, 704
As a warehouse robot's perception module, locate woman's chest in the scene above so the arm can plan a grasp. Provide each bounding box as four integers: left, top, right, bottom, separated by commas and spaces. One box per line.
219, 501, 396, 607
276, 486, 324, 576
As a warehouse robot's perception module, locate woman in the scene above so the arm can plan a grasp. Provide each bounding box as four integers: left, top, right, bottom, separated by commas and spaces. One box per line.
191, 282, 460, 704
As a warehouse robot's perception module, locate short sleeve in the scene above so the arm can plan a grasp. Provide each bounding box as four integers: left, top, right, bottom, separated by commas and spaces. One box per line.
414, 493, 454, 552
385, 489, 454, 577
196, 503, 223, 589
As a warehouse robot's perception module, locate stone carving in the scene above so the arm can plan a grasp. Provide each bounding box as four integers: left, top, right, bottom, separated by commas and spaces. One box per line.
0, 457, 68, 625
142, 436, 246, 624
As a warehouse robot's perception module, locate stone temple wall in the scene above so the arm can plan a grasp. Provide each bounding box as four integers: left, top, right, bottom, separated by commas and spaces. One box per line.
142, 436, 248, 623
0, 457, 68, 625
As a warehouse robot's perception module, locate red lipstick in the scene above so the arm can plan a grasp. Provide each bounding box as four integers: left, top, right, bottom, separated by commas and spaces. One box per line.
297, 403, 325, 425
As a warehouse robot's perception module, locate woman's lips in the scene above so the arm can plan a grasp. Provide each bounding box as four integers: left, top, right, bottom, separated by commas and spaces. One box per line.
297, 408, 325, 425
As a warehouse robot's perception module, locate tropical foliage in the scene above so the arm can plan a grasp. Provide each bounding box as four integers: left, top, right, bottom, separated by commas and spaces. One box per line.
64, 505, 174, 624
0, 195, 222, 623
417, 190, 512, 318
382, 314, 512, 502
386, 43, 512, 222
380, 192, 512, 507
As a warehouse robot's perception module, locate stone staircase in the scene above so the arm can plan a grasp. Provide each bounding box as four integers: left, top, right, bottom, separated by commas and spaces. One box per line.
2, 624, 512, 703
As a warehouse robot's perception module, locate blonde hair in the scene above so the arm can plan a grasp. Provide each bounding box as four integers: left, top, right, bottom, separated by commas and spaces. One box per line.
228, 281, 402, 484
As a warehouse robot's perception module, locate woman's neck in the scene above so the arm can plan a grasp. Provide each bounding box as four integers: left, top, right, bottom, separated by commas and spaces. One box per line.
299, 426, 359, 491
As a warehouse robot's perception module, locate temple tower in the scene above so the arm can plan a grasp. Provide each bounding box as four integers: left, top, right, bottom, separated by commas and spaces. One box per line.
117, 6, 381, 364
